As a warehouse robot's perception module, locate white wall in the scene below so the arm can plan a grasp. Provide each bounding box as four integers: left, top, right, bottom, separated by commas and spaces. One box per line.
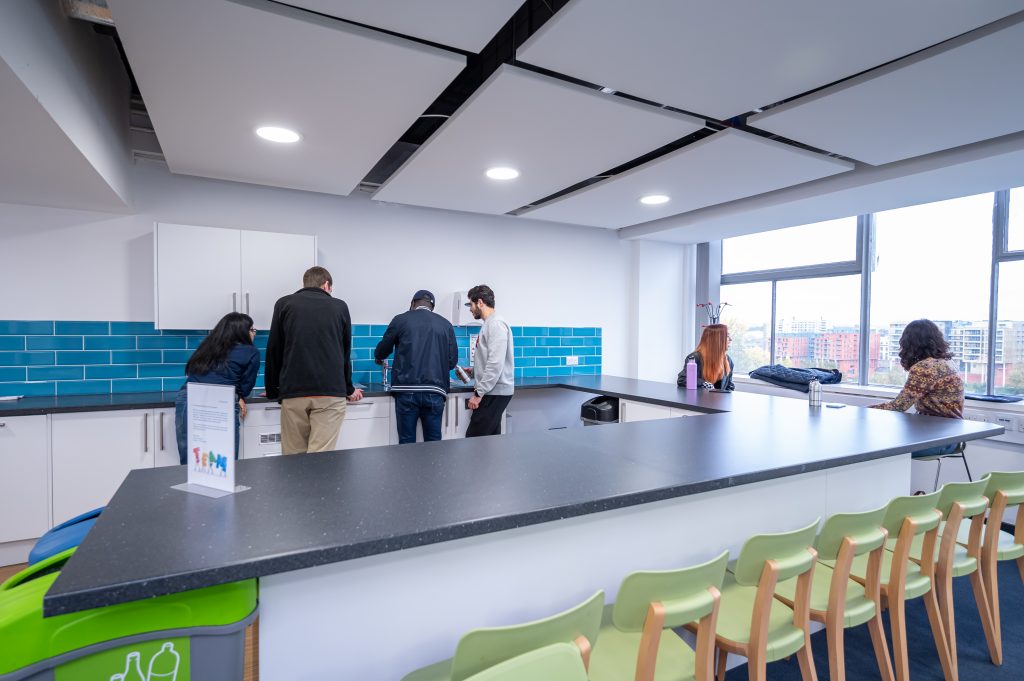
0, 160, 635, 375
629, 240, 697, 382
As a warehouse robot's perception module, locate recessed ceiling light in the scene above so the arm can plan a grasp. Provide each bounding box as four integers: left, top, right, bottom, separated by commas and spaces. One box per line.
255, 126, 301, 143
485, 167, 519, 180
640, 194, 670, 205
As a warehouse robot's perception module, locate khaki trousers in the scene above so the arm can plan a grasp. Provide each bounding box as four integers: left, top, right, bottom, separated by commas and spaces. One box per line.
281, 397, 347, 455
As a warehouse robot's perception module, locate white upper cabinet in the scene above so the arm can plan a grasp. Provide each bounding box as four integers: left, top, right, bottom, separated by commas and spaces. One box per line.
154, 223, 316, 330
155, 223, 241, 330
240, 230, 318, 329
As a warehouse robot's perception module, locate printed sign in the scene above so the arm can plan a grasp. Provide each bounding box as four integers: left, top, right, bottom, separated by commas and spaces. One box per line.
56, 637, 189, 681
186, 382, 236, 493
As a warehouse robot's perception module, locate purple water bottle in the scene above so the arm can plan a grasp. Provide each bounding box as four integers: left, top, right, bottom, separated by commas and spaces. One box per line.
685, 358, 697, 390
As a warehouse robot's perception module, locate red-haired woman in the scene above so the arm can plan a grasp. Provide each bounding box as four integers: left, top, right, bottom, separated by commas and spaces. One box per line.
677, 324, 735, 390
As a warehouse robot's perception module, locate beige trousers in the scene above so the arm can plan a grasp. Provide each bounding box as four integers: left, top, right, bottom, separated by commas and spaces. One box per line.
281, 397, 347, 455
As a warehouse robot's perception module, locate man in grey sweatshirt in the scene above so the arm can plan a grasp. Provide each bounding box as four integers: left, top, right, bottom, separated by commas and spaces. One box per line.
463, 284, 514, 437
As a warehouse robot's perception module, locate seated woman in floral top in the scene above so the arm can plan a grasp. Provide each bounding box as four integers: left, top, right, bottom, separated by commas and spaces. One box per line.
871, 319, 964, 456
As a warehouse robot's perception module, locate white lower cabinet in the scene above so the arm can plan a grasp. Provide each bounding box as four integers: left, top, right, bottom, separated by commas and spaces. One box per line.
0, 415, 49, 543
620, 400, 699, 423
242, 399, 392, 458
154, 407, 181, 467
337, 398, 391, 450
51, 410, 156, 522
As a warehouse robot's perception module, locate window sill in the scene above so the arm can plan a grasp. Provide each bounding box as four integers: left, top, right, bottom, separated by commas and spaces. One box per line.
732, 375, 1024, 413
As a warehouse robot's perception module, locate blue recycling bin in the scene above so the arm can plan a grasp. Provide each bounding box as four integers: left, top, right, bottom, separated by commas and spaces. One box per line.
28, 507, 103, 565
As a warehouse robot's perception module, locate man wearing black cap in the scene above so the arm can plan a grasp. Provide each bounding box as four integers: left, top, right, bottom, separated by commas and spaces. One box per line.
374, 290, 459, 444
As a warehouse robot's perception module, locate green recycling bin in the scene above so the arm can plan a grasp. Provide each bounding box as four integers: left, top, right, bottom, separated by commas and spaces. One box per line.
0, 548, 257, 681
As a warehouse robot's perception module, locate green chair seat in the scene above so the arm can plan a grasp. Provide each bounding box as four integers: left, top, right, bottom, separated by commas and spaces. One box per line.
716, 571, 805, 661
776, 562, 876, 628
956, 522, 1024, 561
847, 549, 932, 600
588, 604, 698, 681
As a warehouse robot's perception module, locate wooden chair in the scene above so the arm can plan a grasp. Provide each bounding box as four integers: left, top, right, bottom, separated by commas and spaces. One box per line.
588, 550, 727, 681
712, 520, 820, 681
775, 506, 894, 681
401, 591, 603, 681
848, 492, 954, 681
463, 642, 590, 681
919, 480, 998, 677
967, 471, 1024, 665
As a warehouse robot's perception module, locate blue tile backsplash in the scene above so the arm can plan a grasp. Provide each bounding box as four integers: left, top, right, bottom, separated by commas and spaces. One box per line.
0, 321, 601, 397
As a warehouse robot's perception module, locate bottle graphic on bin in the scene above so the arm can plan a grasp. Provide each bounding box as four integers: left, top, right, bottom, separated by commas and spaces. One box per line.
147, 642, 181, 681
118, 651, 146, 681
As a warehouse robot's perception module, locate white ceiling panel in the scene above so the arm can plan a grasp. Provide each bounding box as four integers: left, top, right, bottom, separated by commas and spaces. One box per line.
524, 129, 853, 229
748, 16, 1024, 166
517, 0, 1024, 120
373, 64, 705, 215
285, 0, 522, 53
108, 0, 464, 196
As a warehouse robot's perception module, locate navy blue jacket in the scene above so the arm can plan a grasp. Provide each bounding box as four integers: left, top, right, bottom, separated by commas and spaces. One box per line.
749, 365, 843, 393
184, 343, 260, 399
374, 308, 458, 396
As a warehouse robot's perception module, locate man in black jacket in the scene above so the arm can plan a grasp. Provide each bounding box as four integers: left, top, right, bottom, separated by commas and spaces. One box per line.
266, 266, 363, 454
375, 290, 458, 443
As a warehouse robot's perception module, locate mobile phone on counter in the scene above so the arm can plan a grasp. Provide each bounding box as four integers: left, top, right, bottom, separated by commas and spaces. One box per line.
455, 366, 470, 383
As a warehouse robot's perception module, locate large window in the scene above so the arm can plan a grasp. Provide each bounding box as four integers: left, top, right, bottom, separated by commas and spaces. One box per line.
716, 184, 1024, 396
719, 282, 772, 375
775, 276, 861, 381
869, 193, 994, 392
722, 218, 857, 273
1009, 187, 1024, 252
996, 261, 1024, 395
720, 218, 863, 383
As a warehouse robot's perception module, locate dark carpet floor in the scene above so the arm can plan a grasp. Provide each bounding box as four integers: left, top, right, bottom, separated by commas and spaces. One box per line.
726, 560, 1024, 681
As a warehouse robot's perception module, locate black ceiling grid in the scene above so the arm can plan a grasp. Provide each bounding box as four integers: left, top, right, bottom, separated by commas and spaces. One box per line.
360, 0, 571, 190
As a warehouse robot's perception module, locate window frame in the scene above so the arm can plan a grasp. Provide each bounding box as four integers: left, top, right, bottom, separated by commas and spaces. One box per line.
717, 188, 1024, 393
720, 218, 866, 370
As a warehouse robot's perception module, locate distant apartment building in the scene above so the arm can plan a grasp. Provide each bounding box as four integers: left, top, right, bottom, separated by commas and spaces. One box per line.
776, 317, 826, 334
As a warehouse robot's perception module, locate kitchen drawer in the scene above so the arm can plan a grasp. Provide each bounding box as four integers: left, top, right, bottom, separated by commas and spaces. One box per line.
246, 403, 283, 426
344, 397, 391, 420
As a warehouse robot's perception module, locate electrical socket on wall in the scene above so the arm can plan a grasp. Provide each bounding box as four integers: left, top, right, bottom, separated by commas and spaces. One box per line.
566, 356, 579, 366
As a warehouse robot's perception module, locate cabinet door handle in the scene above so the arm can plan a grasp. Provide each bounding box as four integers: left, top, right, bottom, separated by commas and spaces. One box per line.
232, 292, 238, 312
455, 401, 459, 427
350, 401, 375, 406
265, 406, 281, 412
245, 292, 251, 314
160, 412, 165, 450
0, 422, 6, 428
445, 402, 449, 428
143, 413, 150, 452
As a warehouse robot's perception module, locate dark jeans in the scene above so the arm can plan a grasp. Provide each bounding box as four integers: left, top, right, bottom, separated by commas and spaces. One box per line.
394, 391, 446, 444
175, 388, 241, 465
912, 442, 960, 458
466, 394, 512, 438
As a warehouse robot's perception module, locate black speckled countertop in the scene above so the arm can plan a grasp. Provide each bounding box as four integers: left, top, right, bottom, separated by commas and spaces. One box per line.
42, 375, 1002, 616
0, 377, 587, 417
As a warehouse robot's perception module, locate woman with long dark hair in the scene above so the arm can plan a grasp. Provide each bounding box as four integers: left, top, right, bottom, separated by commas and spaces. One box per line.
677, 324, 735, 390
871, 319, 964, 456
174, 312, 260, 465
